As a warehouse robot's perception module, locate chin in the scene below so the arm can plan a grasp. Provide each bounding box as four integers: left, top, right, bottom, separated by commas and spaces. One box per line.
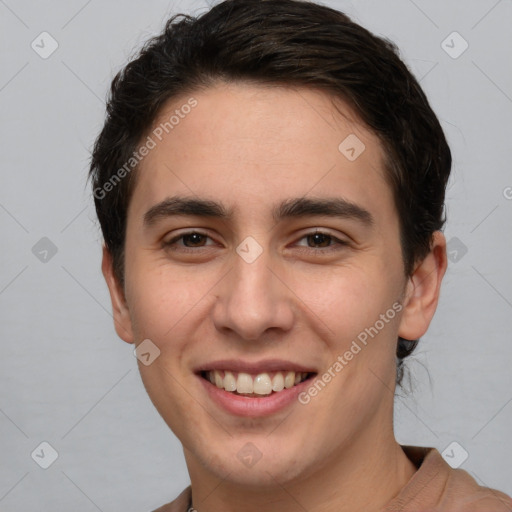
189, 439, 317, 488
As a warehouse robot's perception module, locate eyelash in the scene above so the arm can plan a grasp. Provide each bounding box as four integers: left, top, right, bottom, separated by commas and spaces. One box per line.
163, 230, 349, 255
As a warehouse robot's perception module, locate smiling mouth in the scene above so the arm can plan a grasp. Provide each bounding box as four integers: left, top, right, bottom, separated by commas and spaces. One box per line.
200, 370, 316, 397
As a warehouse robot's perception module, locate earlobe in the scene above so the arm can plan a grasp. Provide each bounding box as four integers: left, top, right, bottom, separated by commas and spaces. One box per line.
101, 245, 135, 344
398, 231, 447, 341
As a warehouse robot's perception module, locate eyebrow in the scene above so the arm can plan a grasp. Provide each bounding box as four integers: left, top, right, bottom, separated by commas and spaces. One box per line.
143, 195, 374, 228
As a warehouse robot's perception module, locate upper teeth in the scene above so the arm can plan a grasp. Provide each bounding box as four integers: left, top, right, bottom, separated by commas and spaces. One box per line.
206, 370, 309, 396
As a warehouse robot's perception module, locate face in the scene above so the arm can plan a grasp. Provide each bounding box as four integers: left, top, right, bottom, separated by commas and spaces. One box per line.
103, 82, 445, 488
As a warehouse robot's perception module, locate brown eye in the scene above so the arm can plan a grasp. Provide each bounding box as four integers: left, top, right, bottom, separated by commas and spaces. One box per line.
306, 232, 333, 248
163, 231, 214, 251
295, 230, 349, 254
181, 232, 207, 247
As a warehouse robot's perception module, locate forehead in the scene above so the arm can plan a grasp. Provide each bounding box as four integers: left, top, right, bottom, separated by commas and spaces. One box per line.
128, 82, 393, 226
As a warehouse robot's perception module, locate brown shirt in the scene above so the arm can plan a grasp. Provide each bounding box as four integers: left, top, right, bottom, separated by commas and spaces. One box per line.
152, 446, 512, 512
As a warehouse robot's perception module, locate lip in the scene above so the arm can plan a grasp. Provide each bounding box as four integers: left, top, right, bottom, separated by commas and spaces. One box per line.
193, 358, 317, 374
197, 371, 316, 417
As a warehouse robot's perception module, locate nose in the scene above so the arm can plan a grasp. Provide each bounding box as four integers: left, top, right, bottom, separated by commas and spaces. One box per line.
212, 246, 295, 342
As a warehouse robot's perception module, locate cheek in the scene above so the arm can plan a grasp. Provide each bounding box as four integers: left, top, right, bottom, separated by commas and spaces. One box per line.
289, 262, 404, 380
125, 263, 203, 342
291, 265, 385, 335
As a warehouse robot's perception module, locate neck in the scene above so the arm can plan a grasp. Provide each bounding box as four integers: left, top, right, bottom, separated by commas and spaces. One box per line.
184, 424, 417, 512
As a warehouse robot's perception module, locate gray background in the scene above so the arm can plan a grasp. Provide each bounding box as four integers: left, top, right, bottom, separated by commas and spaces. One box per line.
1, 0, 511, 510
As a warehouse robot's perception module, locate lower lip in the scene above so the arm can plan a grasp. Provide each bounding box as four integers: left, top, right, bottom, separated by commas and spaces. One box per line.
198, 374, 314, 417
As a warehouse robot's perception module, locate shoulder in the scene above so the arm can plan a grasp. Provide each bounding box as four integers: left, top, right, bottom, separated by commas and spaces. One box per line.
442, 468, 512, 512
388, 446, 512, 512
150, 486, 191, 512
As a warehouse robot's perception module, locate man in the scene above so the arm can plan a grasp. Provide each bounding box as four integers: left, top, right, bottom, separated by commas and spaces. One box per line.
89, 0, 512, 510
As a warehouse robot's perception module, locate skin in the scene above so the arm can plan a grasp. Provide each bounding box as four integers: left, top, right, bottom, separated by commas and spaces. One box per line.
102, 82, 447, 512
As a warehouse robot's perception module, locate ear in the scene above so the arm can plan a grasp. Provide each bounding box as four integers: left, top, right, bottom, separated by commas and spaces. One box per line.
398, 231, 447, 341
101, 244, 134, 344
